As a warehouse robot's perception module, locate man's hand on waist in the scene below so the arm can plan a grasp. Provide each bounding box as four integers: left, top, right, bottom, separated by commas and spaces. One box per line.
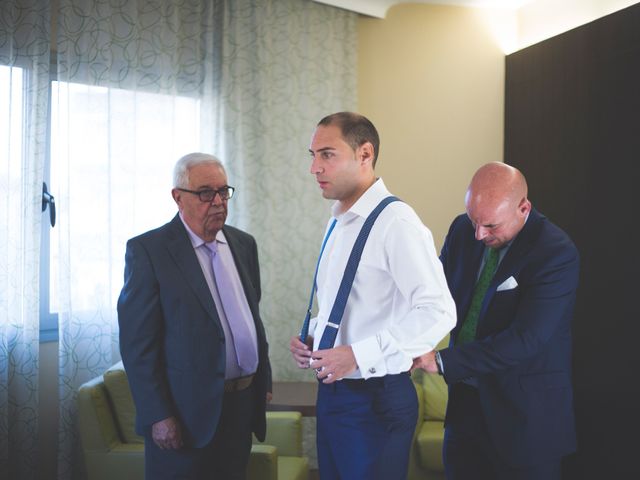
311, 345, 357, 383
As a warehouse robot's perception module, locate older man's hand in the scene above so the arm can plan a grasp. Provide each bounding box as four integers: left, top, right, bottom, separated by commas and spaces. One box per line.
152, 416, 183, 450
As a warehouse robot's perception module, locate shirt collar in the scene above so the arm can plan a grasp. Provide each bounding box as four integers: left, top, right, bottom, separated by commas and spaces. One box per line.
330, 178, 390, 221
179, 212, 227, 248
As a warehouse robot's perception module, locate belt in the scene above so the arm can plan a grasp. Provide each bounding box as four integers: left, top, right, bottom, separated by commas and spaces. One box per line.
224, 374, 254, 393
320, 371, 410, 389
341, 371, 410, 383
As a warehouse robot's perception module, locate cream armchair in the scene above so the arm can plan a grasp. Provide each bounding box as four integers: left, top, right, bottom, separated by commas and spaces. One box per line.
78, 362, 309, 480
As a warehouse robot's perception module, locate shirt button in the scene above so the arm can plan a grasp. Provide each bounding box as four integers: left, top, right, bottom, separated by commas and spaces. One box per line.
369, 367, 376, 374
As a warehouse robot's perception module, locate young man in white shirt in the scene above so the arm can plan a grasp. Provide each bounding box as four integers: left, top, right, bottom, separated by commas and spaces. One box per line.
289, 112, 455, 480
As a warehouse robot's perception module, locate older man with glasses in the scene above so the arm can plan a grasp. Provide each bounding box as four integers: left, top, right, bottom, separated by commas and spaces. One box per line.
118, 152, 272, 480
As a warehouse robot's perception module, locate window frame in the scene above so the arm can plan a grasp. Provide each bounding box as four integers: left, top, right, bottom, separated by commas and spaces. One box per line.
40, 64, 58, 342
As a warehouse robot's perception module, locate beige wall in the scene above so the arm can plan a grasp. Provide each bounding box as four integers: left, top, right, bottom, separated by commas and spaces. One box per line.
357, 4, 507, 248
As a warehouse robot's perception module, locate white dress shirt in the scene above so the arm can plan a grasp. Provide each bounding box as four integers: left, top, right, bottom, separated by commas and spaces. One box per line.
310, 179, 456, 379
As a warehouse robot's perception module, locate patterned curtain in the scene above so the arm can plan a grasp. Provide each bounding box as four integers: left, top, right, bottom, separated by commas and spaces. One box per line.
0, 1, 51, 479
216, 0, 356, 380
53, 0, 355, 478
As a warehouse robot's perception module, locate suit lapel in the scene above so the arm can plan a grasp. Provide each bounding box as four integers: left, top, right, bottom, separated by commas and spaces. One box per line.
164, 215, 222, 331
478, 209, 545, 322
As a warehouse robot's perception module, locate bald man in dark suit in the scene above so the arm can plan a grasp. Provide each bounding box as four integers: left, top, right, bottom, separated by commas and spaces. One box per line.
414, 162, 579, 480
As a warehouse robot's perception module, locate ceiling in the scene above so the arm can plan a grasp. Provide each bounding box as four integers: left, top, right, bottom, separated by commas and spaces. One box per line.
312, 0, 534, 18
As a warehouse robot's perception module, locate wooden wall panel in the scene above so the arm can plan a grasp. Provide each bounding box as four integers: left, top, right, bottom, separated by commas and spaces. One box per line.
505, 3, 640, 478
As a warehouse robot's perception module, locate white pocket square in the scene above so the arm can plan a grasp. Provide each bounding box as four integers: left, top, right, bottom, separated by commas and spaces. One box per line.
496, 276, 518, 291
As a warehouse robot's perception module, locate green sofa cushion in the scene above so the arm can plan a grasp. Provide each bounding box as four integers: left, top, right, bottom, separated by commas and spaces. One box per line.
422, 372, 448, 421
102, 361, 143, 444
278, 456, 310, 480
417, 420, 445, 472
422, 333, 449, 421
257, 412, 303, 457
248, 444, 278, 480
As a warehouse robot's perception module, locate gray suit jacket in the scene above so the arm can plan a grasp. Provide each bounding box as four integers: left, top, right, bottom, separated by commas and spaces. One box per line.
118, 214, 270, 446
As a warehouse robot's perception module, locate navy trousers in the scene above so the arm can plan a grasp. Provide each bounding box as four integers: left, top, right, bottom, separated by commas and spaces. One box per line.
444, 383, 562, 480
316, 372, 418, 480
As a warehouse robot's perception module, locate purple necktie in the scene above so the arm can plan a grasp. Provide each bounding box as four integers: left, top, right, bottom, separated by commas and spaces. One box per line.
206, 241, 258, 373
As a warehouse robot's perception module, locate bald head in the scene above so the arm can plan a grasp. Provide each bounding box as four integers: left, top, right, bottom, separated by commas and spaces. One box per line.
467, 162, 528, 210
465, 162, 531, 248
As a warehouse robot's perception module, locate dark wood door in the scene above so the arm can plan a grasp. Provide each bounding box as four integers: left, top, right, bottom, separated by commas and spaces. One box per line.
505, 4, 640, 478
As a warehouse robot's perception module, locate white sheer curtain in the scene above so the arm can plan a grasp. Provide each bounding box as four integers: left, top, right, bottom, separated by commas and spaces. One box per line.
53, 1, 221, 477
0, 1, 51, 479
52, 0, 355, 478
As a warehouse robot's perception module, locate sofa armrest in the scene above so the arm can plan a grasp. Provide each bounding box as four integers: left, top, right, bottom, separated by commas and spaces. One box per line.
248, 444, 278, 480
417, 420, 446, 472
258, 411, 303, 457
78, 376, 122, 452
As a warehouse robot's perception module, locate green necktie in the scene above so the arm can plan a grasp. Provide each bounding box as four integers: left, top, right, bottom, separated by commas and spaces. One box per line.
456, 247, 500, 345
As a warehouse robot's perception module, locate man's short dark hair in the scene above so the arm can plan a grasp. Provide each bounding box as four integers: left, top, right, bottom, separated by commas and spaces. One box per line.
318, 112, 380, 167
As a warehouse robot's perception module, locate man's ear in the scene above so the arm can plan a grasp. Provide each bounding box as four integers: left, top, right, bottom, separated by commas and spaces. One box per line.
171, 188, 182, 207
357, 142, 375, 167
518, 197, 532, 216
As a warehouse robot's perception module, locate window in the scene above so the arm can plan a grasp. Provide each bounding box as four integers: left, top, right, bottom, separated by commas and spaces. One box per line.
0, 65, 23, 158
37, 79, 203, 341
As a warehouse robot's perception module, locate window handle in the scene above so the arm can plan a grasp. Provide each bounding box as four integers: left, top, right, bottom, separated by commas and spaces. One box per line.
42, 182, 56, 227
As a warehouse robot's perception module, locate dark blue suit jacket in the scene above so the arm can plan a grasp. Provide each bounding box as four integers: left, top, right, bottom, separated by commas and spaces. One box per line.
117, 214, 271, 447
439, 208, 579, 467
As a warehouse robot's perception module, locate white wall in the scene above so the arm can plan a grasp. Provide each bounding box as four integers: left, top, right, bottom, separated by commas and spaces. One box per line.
517, 0, 639, 50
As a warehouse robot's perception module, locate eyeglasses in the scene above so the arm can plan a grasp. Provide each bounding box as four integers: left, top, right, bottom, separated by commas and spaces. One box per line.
177, 186, 235, 202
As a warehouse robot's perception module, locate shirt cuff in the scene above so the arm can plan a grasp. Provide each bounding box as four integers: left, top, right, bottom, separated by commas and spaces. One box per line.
351, 336, 385, 379
435, 350, 444, 375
